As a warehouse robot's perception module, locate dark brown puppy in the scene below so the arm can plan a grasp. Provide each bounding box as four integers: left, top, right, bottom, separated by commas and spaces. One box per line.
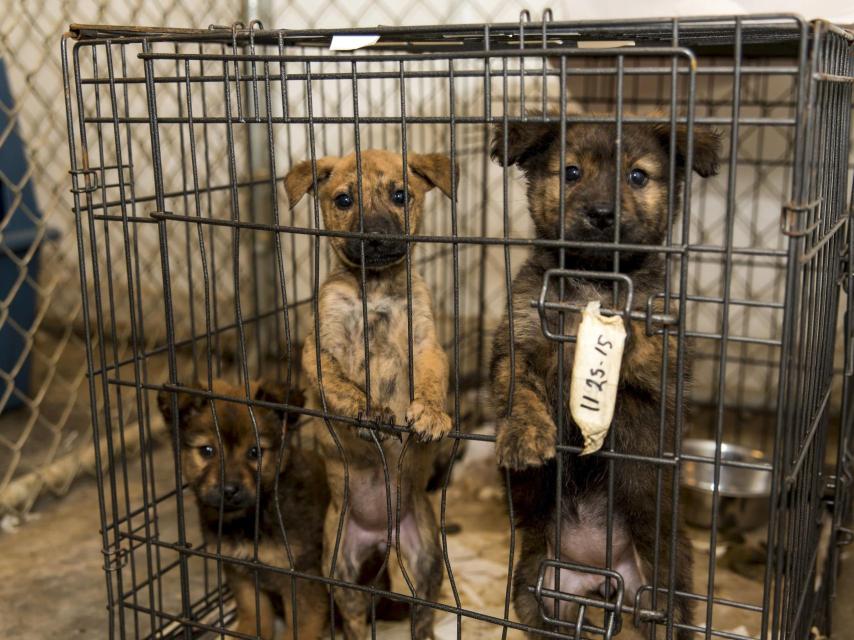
286, 150, 456, 640
157, 379, 328, 640
490, 115, 720, 637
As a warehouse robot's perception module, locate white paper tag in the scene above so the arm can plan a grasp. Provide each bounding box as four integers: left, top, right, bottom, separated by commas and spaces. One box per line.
577, 40, 635, 49
329, 34, 380, 51
569, 301, 627, 455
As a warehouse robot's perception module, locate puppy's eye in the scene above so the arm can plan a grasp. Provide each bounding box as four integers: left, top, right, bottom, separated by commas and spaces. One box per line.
247, 446, 262, 461
334, 193, 353, 209
391, 190, 408, 206
564, 165, 582, 182
629, 168, 649, 187
199, 445, 215, 459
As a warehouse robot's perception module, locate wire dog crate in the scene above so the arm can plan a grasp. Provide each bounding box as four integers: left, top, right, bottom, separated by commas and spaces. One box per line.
63, 14, 853, 640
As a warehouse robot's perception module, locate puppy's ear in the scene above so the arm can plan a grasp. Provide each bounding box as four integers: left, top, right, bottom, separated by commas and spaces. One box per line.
408, 153, 459, 200
652, 122, 722, 178
157, 382, 207, 427
284, 157, 338, 207
254, 381, 306, 426
489, 119, 556, 167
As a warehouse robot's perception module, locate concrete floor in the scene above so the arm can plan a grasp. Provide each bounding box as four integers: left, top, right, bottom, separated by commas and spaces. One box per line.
1, 439, 853, 639
0, 472, 107, 638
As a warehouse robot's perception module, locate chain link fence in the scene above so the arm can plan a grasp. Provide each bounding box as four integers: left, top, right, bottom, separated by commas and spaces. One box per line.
1, 3, 283, 519
0, 0, 558, 520
1, 1, 851, 523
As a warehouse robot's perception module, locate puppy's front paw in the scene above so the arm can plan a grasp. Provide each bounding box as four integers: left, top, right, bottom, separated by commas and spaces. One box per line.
356, 406, 396, 442
495, 416, 557, 470
406, 401, 452, 442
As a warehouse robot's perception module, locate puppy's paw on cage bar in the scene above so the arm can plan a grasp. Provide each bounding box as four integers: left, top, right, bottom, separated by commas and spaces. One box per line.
57, 10, 854, 640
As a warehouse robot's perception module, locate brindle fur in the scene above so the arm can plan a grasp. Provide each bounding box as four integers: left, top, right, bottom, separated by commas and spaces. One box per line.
489, 115, 720, 637
287, 150, 456, 640
157, 379, 328, 640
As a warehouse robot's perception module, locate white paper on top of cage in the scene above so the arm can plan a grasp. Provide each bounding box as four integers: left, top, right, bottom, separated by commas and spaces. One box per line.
569, 301, 627, 455
576, 40, 636, 48
329, 35, 380, 51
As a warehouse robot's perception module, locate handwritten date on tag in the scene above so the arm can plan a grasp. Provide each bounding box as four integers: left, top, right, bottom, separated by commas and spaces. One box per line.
569, 301, 627, 455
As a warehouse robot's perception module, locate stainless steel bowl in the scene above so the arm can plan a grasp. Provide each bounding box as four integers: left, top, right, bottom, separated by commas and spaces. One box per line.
681, 439, 772, 532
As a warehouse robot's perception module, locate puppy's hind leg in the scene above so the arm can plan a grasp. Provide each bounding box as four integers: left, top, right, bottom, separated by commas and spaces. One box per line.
512, 529, 587, 639
226, 566, 276, 640
512, 528, 549, 636
324, 505, 372, 640
280, 576, 329, 640
398, 494, 443, 640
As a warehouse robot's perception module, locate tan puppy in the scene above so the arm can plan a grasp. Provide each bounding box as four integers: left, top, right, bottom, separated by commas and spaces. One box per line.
286, 150, 456, 639
157, 379, 328, 640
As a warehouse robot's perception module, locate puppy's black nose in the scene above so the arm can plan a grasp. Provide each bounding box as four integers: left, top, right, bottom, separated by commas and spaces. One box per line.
363, 214, 399, 235
222, 482, 241, 500
343, 214, 407, 267
586, 203, 614, 230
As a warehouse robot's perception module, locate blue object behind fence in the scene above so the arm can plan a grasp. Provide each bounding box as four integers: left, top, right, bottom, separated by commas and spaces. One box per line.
0, 57, 50, 414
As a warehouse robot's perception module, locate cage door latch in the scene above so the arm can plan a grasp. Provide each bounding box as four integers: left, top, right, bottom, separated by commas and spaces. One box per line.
534, 269, 634, 343
780, 198, 822, 237
101, 545, 128, 572
69, 168, 100, 194
533, 559, 625, 639
632, 584, 672, 628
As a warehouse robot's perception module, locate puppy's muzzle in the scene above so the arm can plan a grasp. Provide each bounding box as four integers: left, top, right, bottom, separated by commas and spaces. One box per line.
201, 482, 252, 511
343, 215, 408, 268
585, 203, 614, 231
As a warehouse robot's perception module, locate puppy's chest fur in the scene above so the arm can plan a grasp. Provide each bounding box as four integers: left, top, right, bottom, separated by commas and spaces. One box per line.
323, 275, 419, 417
511, 255, 667, 425
216, 533, 290, 569
200, 515, 315, 591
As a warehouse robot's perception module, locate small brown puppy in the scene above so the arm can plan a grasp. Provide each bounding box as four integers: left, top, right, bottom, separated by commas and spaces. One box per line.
157, 379, 328, 640
286, 149, 455, 640
490, 115, 720, 637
